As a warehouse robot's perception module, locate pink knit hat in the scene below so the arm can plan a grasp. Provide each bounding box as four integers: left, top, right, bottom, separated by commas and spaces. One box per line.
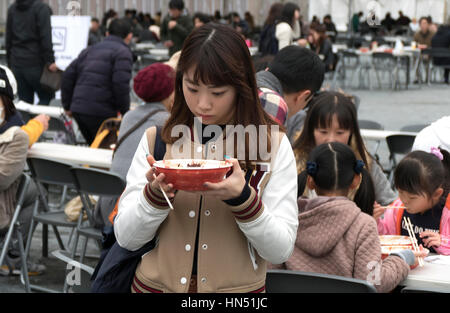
133, 63, 175, 103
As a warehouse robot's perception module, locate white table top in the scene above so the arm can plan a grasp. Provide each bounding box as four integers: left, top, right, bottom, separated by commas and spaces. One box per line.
400, 254, 450, 291
360, 129, 418, 141
15, 101, 64, 119
28, 142, 113, 169
351, 47, 420, 57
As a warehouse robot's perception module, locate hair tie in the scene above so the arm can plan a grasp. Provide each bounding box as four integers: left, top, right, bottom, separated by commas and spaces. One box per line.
354, 160, 365, 174
430, 147, 444, 161
306, 161, 318, 176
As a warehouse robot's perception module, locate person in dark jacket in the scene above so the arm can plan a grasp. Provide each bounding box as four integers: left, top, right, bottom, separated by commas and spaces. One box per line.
160, 0, 193, 56
61, 18, 133, 144
5, 0, 58, 105
431, 24, 450, 84
258, 2, 283, 56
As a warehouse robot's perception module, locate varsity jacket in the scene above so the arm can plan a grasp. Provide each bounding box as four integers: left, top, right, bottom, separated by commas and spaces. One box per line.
114, 126, 299, 293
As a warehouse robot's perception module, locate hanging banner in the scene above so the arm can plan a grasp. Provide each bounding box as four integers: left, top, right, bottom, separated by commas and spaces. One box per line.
51, 15, 91, 71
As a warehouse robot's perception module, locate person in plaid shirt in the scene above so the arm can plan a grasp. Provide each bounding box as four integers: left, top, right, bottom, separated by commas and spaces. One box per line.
256, 46, 325, 142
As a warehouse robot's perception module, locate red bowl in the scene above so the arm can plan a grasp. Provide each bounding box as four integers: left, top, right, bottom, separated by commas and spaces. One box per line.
380, 239, 429, 270
153, 159, 233, 191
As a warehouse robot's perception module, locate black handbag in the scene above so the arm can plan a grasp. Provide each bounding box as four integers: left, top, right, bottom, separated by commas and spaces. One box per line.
91, 126, 166, 293
40, 64, 63, 92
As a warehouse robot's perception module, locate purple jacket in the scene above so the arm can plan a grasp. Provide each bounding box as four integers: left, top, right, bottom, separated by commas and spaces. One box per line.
61, 35, 133, 118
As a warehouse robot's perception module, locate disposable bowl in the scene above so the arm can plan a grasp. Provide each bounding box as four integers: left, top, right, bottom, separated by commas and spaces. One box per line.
379, 236, 428, 269
153, 159, 233, 191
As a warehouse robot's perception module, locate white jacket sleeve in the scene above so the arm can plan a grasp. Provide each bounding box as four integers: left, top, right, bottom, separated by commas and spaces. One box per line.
236, 135, 299, 264
114, 133, 170, 251
275, 22, 293, 51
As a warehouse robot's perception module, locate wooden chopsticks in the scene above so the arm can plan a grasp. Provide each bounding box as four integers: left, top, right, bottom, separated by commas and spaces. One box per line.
403, 216, 424, 267
381, 206, 406, 209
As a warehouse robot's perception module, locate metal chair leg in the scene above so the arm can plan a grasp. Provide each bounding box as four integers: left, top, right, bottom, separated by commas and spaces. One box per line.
16, 226, 31, 293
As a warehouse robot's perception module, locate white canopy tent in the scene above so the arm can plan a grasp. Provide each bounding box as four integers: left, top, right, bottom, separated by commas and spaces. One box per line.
309, 0, 448, 32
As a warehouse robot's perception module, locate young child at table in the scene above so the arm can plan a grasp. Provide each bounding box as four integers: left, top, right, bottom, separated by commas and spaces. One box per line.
280, 142, 425, 293
113, 23, 299, 293
292, 91, 397, 215
377, 147, 450, 255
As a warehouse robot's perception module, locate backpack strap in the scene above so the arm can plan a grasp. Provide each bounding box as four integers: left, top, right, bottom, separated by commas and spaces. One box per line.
153, 126, 166, 161
440, 194, 450, 233
113, 109, 165, 157
145, 125, 166, 161
396, 208, 404, 235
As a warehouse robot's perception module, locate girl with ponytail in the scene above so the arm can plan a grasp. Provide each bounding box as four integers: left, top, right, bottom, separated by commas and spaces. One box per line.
276, 142, 426, 293
378, 147, 450, 255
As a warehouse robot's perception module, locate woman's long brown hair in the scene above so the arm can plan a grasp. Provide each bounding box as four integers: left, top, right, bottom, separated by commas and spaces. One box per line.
162, 23, 281, 166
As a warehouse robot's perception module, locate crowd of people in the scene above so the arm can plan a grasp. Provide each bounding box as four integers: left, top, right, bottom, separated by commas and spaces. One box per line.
0, 0, 449, 294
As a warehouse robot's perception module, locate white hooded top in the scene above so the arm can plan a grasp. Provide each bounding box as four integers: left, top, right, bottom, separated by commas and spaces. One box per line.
412, 116, 450, 153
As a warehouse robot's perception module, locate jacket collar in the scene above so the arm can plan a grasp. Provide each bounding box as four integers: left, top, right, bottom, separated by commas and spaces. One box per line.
0, 126, 20, 144
256, 70, 284, 97
104, 35, 129, 48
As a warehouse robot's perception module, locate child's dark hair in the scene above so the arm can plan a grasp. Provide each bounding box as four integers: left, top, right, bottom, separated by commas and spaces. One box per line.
394, 147, 450, 198
299, 142, 375, 215
293, 91, 369, 170
268, 46, 325, 95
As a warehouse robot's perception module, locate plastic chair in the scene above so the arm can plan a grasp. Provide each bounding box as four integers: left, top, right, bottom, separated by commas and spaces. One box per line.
386, 134, 417, 187
40, 115, 77, 145
400, 124, 428, 133
335, 50, 361, 89
25, 157, 78, 261
65, 166, 126, 292
422, 48, 450, 84
0, 173, 32, 292
358, 120, 384, 161
372, 52, 396, 89
266, 269, 377, 293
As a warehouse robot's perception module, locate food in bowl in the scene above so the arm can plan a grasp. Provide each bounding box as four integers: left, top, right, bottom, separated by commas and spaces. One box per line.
379, 235, 412, 247
153, 159, 233, 191
379, 235, 428, 269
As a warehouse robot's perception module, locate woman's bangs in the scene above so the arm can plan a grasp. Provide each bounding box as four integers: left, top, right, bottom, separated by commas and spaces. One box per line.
334, 106, 353, 131
183, 45, 231, 87
315, 104, 352, 131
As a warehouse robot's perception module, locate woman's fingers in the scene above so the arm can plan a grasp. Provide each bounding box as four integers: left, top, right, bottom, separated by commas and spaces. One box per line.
146, 154, 156, 166
145, 166, 157, 182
